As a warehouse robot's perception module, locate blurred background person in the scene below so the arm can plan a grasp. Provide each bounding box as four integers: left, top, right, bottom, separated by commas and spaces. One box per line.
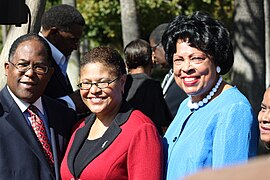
123, 38, 172, 135
149, 23, 187, 119
258, 86, 270, 151
40, 4, 89, 117
60, 46, 163, 180
162, 11, 259, 179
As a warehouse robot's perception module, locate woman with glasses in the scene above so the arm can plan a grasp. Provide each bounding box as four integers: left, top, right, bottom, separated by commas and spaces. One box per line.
60, 46, 163, 180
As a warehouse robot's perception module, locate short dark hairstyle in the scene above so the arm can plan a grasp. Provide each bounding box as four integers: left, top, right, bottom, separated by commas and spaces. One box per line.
124, 39, 152, 70
149, 23, 168, 45
41, 4, 85, 32
162, 11, 234, 75
80, 46, 127, 77
8, 33, 53, 66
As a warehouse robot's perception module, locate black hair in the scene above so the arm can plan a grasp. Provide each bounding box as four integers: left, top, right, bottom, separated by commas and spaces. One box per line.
162, 11, 233, 75
124, 39, 152, 69
149, 23, 168, 45
8, 33, 53, 66
80, 46, 127, 77
41, 4, 85, 32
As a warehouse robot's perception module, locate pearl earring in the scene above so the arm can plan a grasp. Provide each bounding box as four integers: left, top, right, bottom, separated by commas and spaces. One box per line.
216, 66, 221, 73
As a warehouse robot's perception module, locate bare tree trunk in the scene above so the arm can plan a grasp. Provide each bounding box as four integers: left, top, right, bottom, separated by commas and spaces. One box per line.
120, 0, 140, 47
0, 0, 46, 89
1, 25, 7, 44
62, 0, 76, 7
265, 0, 270, 88
231, 0, 265, 114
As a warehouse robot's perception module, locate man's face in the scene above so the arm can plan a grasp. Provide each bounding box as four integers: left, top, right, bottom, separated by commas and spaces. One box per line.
54, 24, 83, 57
5, 39, 54, 103
149, 39, 168, 68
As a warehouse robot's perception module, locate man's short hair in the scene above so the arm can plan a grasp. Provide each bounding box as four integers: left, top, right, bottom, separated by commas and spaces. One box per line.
41, 4, 85, 32
149, 23, 168, 45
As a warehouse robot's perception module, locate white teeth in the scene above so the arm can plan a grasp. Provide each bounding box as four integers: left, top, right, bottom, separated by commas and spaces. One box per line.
91, 97, 102, 103
184, 77, 196, 82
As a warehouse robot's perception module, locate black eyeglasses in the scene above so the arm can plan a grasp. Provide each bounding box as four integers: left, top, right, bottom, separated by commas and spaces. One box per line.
9, 62, 49, 75
77, 77, 119, 90
151, 42, 161, 51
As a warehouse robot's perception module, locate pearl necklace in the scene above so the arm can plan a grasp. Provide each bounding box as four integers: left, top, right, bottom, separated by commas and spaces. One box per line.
187, 76, 223, 110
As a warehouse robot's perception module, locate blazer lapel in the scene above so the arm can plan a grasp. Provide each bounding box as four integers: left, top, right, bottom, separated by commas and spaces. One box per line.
52, 59, 73, 92
67, 101, 133, 177
67, 115, 94, 176
1, 87, 53, 173
76, 120, 122, 176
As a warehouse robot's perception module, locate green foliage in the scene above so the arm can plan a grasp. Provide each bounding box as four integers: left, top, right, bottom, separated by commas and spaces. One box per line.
77, 0, 122, 48
77, 0, 234, 50
0, 0, 234, 53
46, 0, 61, 10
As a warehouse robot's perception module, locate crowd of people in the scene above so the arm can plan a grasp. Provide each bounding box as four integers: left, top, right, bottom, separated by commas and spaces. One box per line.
0, 4, 268, 180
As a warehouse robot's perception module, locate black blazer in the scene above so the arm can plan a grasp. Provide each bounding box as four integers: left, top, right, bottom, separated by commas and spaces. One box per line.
44, 57, 74, 99
124, 73, 172, 135
164, 79, 187, 118
0, 86, 77, 180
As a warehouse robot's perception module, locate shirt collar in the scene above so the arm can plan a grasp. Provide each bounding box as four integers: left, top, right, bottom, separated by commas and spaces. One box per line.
7, 86, 45, 115
39, 32, 67, 67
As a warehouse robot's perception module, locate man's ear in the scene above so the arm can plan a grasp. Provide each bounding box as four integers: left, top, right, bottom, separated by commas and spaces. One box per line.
4, 62, 9, 76
48, 27, 59, 36
42, 27, 59, 42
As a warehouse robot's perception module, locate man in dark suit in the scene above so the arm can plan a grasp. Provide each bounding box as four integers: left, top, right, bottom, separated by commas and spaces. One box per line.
0, 33, 76, 179
39, 4, 89, 117
149, 23, 187, 118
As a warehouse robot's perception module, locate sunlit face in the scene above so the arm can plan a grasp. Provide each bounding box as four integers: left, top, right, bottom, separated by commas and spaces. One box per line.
79, 62, 126, 117
173, 40, 217, 101
258, 88, 270, 145
5, 39, 54, 103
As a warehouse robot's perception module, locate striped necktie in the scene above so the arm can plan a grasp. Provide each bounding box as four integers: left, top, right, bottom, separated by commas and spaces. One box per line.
28, 105, 54, 168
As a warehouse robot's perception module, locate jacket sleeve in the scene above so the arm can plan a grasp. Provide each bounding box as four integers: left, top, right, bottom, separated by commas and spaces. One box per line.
127, 123, 164, 180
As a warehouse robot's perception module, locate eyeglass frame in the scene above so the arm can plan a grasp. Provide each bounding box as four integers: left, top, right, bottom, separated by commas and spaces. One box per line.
9, 61, 49, 75
151, 42, 161, 52
77, 77, 119, 90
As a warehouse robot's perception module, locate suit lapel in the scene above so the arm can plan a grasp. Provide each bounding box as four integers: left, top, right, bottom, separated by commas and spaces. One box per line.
76, 120, 122, 176
0, 87, 53, 173
52, 59, 73, 93
67, 115, 94, 176
67, 101, 133, 177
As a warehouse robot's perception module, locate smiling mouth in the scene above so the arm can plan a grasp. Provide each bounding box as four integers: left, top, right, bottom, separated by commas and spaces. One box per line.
182, 77, 199, 86
90, 97, 105, 103
260, 124, 270, 133
20, 81, 37, 86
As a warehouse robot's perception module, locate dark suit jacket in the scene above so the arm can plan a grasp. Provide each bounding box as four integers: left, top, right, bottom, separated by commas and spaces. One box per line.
163, 77, 187, 118
0, 86, 77, 180
124, 73, 172, 135
44, 57, 74, 99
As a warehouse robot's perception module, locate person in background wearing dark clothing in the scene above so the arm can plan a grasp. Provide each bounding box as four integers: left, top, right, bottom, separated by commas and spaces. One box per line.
0, 33, 76, 180
123, 39, 172, 135
60, 46, 163, 180
149, 23, 187, 118
40, 4, 89, 117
